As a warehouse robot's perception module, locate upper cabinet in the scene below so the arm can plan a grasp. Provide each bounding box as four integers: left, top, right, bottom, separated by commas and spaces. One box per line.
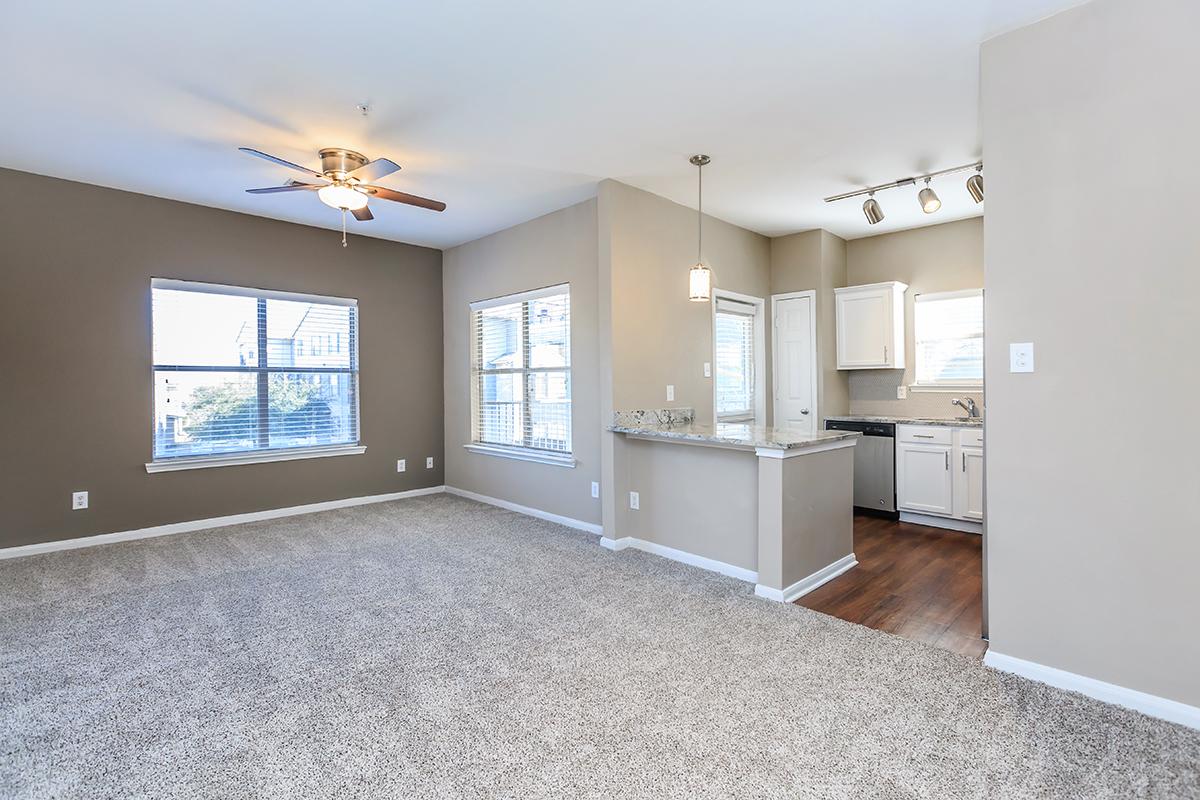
834, 281, 907, 369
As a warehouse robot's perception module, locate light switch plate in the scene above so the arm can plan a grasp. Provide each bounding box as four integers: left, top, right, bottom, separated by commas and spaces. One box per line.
628, 491, 640, 510
666, 385, 675, 402
72, 491, 88, 510
591, 481, 600, 499
896, 385, 908, 400
397, 459, 406, 473
703, 362, 712, 378
1010, 342, 1035, 373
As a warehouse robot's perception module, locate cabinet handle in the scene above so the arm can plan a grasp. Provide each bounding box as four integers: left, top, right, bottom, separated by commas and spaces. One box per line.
945, 451, 949, 470
962, 452, 966, 472
914, 434, 934, 439
884, 345, 888, 362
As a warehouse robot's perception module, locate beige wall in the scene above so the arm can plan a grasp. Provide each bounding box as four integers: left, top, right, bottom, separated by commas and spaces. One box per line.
0, 169, 444, 548
770, 229, 849, 427
442, 199, 601, 524
603, 180, 772, 426
982, 0, 1200, 706
845, 217, 984, 418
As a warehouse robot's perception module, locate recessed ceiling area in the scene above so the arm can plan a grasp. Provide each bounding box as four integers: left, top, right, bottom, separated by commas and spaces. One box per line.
1, 0, 1084, 249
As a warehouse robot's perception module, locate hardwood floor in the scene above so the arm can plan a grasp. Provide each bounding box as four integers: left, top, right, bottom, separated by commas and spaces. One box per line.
796, 513, 986, 658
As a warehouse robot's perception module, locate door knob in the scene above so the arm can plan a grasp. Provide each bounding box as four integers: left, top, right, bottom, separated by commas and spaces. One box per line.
800, 409, 810, 415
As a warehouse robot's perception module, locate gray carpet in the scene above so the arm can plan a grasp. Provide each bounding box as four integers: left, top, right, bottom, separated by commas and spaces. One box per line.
1, 495, 1197, 799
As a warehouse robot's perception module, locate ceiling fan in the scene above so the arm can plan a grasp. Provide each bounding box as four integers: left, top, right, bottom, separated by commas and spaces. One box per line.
239, 146, 446, 246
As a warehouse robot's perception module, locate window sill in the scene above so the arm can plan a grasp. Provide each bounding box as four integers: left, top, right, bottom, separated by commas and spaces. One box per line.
146, 444, 366, 473
464, 443, 576, 468
908, 384, 984, 394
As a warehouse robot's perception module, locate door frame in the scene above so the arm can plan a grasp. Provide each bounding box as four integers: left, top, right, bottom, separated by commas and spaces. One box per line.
711, 288, 767, 425
770, 290, 819, 430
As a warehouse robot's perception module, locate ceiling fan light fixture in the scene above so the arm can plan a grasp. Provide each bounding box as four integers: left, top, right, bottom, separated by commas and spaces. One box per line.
318, 183, 369, 211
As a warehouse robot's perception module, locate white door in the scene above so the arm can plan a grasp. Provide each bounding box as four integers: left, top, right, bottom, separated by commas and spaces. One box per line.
955, 446, 985, 520
836, 287, 889, 368
773, 294, 816, 434
896, 442, 953, 515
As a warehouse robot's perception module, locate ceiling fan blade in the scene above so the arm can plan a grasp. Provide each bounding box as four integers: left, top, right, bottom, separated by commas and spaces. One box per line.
238, 147, 324, 179
347, 158, 401, 183
363, 185, 446, 212
351, 206, 374, 221
246, 181, 323, 194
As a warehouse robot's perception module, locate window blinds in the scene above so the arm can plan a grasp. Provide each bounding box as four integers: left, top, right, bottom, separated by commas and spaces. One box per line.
470, 285, 571, 454
714, 298, 756, 422
914, 289, 984, 386
150, 279, 359, 460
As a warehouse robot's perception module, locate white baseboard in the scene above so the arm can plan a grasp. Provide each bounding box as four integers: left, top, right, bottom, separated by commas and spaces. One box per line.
754, 553, 858, 603
984, 650, 1200, 731
0, 486, 448, 561
900, 511, 982, 534
598, 536, 758, 583
444, 486, 602, 536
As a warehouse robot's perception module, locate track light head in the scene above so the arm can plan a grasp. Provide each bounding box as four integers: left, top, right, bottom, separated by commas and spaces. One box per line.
966, 171, 984, 203
863, 194, 884, 225
918, 178, 941, 214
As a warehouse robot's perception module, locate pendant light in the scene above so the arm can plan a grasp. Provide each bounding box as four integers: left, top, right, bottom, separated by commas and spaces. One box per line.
688, 154, 713, 302
966, 165, 984, 203
918, 177, 941, 214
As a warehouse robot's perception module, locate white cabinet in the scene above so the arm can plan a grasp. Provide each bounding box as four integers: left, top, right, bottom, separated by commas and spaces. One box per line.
897, 424, 984, 529
834, 281, 907, 369
896, 441, 953, 515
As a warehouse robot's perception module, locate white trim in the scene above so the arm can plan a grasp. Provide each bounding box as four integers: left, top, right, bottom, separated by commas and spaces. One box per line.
469, 282, 569, 311
900, 511, 983, 534
151, 277, 357, 307
711, 288, 767, 427
754, 438, 858, 459
914, 288, 983, 303
0, 486, 446, 560
598, 536, 758, 583
908, 384, 984, 393
984, 650, 1200, 731
463, 443, 576, 468
444, 486, 601, 535
146, 444, 366, 473
770, 290, 819, 432
754, 553, 857, 603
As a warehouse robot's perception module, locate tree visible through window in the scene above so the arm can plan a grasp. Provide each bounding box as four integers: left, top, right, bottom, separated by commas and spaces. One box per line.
470, 286, 571, 455
151, 279, 359, 461
914, 289, 984, 386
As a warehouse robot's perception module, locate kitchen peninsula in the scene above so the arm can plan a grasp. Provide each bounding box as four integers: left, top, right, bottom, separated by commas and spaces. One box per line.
606, 409, 860, 602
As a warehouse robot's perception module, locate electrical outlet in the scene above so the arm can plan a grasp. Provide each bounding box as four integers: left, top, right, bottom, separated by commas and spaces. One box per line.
703, 362, 712, 378
425, 457, 434, 469
591, 481, 599, 499
896, 385, 908, 400
72, 491, 88, 510
666, 385, 675, 402
628, 491, 640, 510
1010, 342, 1035, 373
397, 459, 406, 472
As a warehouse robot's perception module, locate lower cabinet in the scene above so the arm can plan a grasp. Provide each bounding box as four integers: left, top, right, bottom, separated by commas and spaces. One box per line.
897, 424, 984, 526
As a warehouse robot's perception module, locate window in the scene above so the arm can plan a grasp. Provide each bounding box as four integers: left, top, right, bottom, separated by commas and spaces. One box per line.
914, 289, 984, 387
149, 279, 360, 470
714, 294, 762, 423
469, 285, 572, 464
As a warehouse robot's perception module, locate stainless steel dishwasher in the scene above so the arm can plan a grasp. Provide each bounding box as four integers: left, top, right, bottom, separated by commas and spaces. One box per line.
825, 419, 896, 515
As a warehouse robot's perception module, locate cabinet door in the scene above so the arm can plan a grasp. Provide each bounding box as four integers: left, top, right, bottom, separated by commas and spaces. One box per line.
954, 445, 985, 520
896, 442, 953, 515
836, 288, 890, 368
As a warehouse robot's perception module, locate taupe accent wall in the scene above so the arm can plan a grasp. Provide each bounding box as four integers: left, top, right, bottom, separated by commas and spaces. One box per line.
845, 217, 984, 418
0, 169, 444, 548
442, 199, 602, 524
982, 0, 1200, 706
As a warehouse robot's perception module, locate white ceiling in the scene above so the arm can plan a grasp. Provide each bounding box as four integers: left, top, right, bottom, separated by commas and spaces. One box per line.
1, 0, 1084, 249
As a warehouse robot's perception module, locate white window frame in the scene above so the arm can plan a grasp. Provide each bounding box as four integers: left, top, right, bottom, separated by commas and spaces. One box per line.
465, 283, 575, 468
910, 288, 984, 393
711, 289, 766, 425
145, 278, 364, 473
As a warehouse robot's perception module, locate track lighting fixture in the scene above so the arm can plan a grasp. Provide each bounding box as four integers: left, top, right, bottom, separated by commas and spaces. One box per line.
824, 161, 983, 220
863, 192, 884, 225
918, 178, 941, 214
966, 166, 984, 203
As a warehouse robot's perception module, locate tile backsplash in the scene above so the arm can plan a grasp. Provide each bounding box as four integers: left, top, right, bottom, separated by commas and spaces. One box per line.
847, 370, 984, 419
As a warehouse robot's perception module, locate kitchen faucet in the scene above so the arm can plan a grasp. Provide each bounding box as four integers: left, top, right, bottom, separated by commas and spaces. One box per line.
952, 397, 980, 418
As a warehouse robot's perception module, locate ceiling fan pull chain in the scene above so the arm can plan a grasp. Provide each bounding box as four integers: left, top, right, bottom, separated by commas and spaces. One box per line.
341, 209, 348, 248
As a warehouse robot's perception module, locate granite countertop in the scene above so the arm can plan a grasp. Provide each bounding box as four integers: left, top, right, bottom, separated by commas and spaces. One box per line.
609, 420, 860, 452
825, 414, 984, 428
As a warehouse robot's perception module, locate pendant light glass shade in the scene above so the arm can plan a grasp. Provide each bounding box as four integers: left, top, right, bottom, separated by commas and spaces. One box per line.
689, 263, 712, 302
918, 179, 941, 214
863, 194, 884, 224
966, 172, 984, 203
